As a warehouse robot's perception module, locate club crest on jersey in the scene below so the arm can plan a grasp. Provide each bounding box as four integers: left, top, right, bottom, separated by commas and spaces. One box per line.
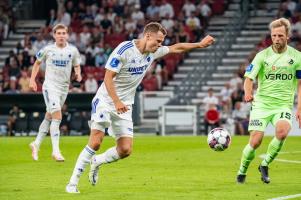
146, 56, 151, 62
288, 59, 294, 65
246, 64, 253, 72
272, 66, 276, 70
110, 58, 120, 68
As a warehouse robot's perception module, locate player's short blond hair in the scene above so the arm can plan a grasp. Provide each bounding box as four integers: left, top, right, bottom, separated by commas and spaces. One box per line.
143, 22, 167, 36
53, 23, 68, 33
269, 18, 291, 35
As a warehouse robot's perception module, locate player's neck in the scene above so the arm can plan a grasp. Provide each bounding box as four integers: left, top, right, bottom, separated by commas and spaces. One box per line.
134, 39, 147, 54
55, 42, 67, 48
272, 44, 287, 54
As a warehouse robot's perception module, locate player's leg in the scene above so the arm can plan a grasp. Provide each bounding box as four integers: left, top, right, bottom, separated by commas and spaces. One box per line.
50, 92, 69, 161
66, 128, 105, 193
237, 130, 264, 183
237, 106, 271, 183
30, 89, 52, 161
30, 112, 52, 161
89, 113, 133, 186
259, 111, 291, 183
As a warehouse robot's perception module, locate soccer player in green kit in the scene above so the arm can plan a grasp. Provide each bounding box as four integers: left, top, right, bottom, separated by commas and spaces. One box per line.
236, 18, 301, 184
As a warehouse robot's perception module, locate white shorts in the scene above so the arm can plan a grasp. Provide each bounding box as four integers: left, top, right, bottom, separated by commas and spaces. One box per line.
42, 88, 68, 113
90, 97, 133, 139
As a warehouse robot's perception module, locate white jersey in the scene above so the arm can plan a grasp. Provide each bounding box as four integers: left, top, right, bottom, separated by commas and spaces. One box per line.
36, 42, 81, 93
95, 40, 169, 105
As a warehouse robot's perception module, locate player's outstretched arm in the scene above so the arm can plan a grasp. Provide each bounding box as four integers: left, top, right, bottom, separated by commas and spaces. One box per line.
167, 35, 215, 54
104, 69, 128, 114
74, 65, 82, 82
244, 77, 254, 102
29, 60, 41, 92
296, 80, 301, 128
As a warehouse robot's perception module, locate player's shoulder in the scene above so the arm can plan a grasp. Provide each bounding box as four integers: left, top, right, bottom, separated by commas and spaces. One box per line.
287, 45, 301, 56
67, 43, 79, 51
42, 42, 55, 50
114, 40, 134, 56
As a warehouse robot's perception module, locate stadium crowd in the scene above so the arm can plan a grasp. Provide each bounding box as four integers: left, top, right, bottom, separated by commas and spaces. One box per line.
0, 0, 225, 94
201, 0, 301, 135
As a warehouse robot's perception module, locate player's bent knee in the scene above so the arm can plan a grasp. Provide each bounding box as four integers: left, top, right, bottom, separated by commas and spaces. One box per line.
89, 129, 105, 151
117, 146, 132, 158
276, 128, 289, 140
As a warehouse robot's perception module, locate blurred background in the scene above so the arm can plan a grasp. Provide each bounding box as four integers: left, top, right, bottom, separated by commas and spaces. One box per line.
0, 0, 300, 137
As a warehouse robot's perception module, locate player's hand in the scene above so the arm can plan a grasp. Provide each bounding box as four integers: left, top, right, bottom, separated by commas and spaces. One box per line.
296, 108, 301, 128
199, 35, 215, 48
114, 100, 128, 114
75, 73, 82, 82
244, 93, 253, 102
29, 79, 37, 92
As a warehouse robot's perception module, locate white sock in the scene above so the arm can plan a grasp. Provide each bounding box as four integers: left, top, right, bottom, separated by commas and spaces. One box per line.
50, 119, 61, 154
69, 145, 95, 185
34, 118, 51, 148
94, 146, 120, 166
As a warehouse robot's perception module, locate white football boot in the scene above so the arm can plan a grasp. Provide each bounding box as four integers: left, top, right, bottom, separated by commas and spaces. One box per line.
89, 155, 101, 186
66, 183, 80, 194
29, 142, 39, 161
52, 152, 65, 162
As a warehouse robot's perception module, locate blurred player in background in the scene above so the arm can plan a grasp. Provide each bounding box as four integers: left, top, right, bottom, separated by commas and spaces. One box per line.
66, 22, 215, 193
29, 24, 82, 162
237, 18, 301, 184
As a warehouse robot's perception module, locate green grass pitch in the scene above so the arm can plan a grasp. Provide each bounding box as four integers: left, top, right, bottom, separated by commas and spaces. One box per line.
1, 136, 301, 200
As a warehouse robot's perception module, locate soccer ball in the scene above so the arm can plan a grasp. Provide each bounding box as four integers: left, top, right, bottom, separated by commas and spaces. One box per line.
207, 128, 231, 151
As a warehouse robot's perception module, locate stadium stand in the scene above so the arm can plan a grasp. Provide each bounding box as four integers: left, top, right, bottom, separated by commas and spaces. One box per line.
2, 0, 298, 135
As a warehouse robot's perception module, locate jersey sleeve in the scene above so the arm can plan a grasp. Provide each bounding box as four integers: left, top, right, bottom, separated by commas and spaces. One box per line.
244, 51, 264, 80
153, 46, 169, 60
35, 46, 47, 62
72, 48, 81, 66
105, 43, 127, 73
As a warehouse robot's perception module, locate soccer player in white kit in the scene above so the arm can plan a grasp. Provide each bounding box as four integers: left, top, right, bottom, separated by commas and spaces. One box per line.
66, 22, 214, 193
29, 24, 82, 162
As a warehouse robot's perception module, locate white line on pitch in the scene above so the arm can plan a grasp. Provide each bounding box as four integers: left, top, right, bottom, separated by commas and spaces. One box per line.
267, 193, 301, 200
259, 151, 301, 164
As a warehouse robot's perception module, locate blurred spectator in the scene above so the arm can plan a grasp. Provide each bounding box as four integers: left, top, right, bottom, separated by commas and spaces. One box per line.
159, 0, 174, 18
46, 9, 57, 27
161, 14, 174, 31
85, 73, 98, 93
7, 104, 22, 136
220, 82, 233, 113
95, 49, 108, 67
0, 6, 9, 40
185, 12, 203, 41
18, 70, 30, 93
182, 0, 197, 18
100, 14, 113, 34
232, 101, 249, 135
80, 25, 91, 46
8, 59, 21, 78
146, 0, 160, 20
202, 88, 219, 111
32, 34, 47, 52
229, 72, 243, 91
69, 73, 84, 93
5, 76, 19, 94
231, 82, 244, 109
197, 0, 212, 28
131, 4, 145, 23
5, 50, 17, 66
60, 103, 72, 135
